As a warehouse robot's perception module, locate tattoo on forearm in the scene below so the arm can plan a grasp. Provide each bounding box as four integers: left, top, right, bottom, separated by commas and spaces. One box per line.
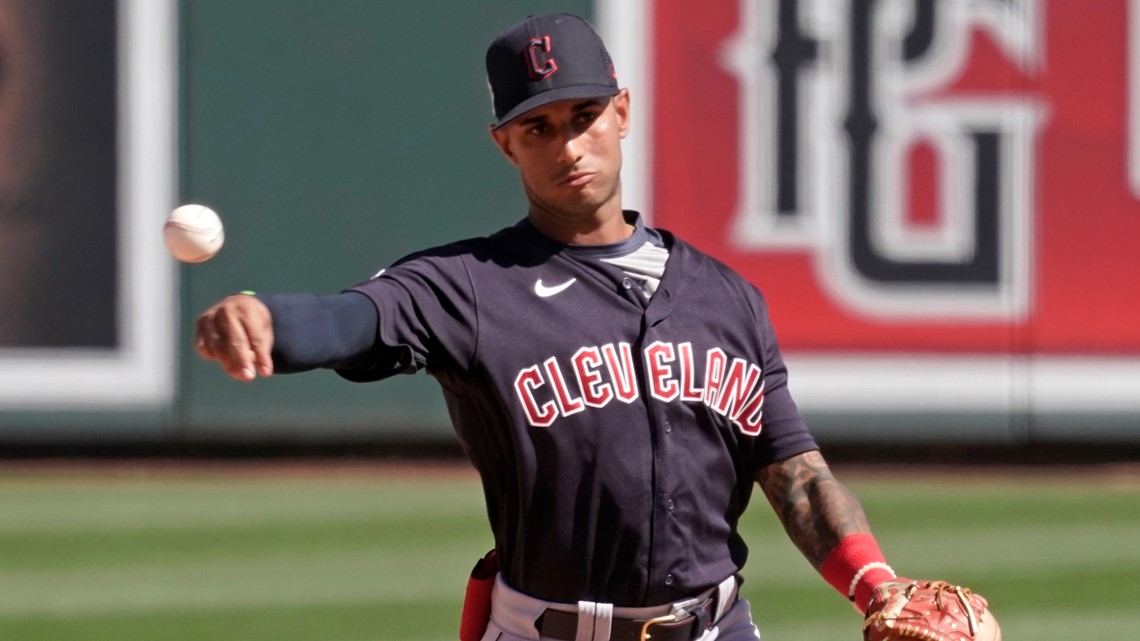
757, 450, 872, 569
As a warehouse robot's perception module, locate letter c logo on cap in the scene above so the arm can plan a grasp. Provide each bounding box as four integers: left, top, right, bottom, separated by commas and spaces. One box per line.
526, 36, 558, 79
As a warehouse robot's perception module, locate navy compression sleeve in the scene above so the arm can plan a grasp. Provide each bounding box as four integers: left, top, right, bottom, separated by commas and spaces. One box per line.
257, 291, 377, 373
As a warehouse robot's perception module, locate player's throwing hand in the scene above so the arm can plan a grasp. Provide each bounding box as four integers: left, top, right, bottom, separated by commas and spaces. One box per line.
195, 293, 274, 381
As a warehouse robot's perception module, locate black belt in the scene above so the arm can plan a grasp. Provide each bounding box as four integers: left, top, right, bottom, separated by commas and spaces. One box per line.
535, 594, 722, 641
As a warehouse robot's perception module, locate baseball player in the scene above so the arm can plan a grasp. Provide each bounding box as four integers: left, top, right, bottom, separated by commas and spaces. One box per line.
195, 14, 998, 641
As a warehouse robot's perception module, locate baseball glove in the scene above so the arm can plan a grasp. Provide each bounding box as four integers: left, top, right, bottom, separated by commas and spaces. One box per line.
863, 579, 1001, 641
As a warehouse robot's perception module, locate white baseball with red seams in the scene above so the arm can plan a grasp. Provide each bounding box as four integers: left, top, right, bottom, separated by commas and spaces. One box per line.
164, 204, 225, 263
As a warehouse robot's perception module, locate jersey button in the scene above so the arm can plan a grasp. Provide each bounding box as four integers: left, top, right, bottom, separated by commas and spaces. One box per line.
665, 574, 675, 586
621, 278, 634, 290
663, 419, 672, 433
665, 498, 675, 511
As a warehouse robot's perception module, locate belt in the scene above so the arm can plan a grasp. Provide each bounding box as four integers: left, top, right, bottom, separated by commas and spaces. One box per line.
535, 594, 721, 641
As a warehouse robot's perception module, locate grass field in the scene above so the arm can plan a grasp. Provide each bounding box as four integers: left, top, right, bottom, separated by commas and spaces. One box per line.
0, 461, 1137, 640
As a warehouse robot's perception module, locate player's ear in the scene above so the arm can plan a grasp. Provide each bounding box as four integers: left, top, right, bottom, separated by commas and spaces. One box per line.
489, 126, 518, 165
613, 88, 631, 139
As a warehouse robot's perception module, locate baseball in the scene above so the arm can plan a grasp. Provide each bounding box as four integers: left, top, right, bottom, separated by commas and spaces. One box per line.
164, 204, 225, 263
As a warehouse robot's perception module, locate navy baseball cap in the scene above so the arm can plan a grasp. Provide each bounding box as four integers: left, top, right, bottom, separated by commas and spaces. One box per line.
486, 13, 620, 129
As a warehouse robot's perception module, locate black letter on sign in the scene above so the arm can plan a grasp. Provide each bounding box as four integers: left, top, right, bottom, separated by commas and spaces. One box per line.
845, 0, 1000, 286
772, 0, 819, 218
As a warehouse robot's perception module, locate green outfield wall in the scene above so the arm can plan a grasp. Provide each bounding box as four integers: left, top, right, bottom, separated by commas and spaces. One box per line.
179, 0, 597, 440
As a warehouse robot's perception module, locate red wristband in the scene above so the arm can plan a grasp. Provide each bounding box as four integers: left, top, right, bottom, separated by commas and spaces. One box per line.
819, 533, 896, 611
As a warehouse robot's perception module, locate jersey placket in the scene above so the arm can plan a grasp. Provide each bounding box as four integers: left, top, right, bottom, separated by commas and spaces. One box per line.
576, 251, 680, 600
637, 277, 685, 598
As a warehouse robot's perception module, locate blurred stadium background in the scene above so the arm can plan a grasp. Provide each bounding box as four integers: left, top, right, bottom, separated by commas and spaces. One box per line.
1, 1, 1138, 639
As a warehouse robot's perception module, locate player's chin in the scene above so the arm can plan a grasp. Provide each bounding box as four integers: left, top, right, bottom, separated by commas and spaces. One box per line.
556, 181, 614, 209
552, 180, 595, 200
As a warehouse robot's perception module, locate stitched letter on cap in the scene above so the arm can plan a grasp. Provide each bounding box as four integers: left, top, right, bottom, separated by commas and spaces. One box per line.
526, 36, 557, 79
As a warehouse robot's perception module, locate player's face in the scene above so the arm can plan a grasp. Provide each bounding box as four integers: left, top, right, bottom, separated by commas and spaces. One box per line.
492, 89, 630, 222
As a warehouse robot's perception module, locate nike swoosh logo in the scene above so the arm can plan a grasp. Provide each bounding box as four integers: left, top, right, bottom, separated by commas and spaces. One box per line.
534, 278, 577, 298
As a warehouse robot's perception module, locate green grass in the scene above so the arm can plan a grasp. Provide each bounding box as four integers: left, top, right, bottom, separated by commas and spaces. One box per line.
0, 466, 1137, 640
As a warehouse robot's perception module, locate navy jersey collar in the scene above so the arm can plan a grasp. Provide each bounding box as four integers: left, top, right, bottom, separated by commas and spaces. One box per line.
517, 211, 667, 259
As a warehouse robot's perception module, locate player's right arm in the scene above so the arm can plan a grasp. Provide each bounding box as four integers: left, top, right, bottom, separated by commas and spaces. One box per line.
196, 245, 477, 383
194, 291, 378, 381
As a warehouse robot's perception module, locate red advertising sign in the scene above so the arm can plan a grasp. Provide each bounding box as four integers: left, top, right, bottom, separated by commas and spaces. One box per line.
604, 0, 1140, 417
647, 0, 1139, 354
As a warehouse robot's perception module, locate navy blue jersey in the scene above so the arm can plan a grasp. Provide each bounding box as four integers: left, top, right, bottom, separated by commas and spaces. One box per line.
341, 213, 817, 606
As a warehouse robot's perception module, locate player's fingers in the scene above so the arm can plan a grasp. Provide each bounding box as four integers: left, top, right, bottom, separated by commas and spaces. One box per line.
238, 305, 274, 378
224, 337, 255, 381
230, 296, 274, 378
232, 295, 275, 379
229, 307, 271, 376
194, 312, 222, 361
254, 344, 273, 377
214, 306, 257, 381
195, 295, 273, 380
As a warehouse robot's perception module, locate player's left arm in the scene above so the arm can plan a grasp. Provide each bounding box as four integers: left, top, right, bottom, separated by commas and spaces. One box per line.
755, 449, 871, 568
755, 449, 894, 608
748, 292, 998, 636
756, 451, 1002, 641
761, 449, 1003, 634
